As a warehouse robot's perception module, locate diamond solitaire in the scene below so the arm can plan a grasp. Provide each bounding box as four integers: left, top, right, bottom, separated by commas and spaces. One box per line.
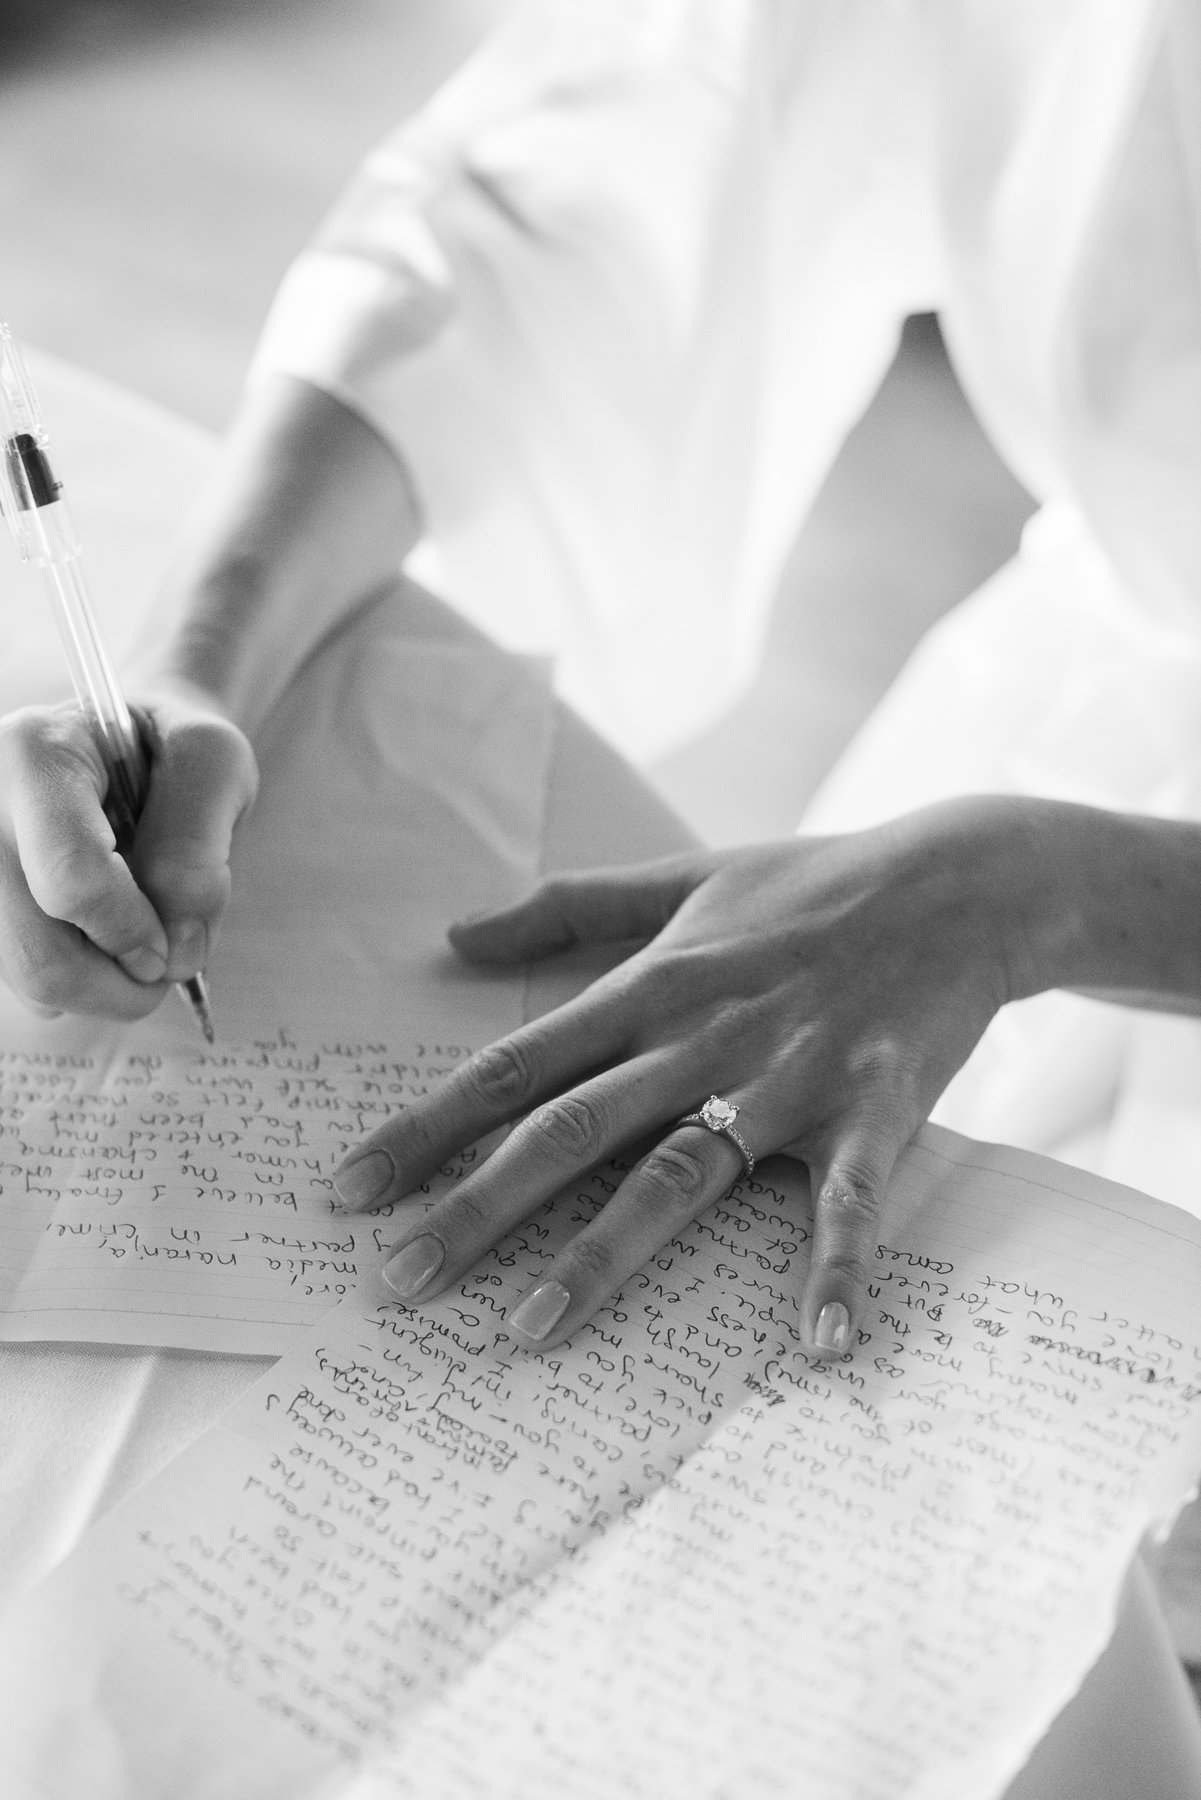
700, 1096, 738, 1130
676, 1093, 755, 1178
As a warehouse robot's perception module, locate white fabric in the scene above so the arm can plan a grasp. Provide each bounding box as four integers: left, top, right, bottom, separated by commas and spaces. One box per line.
249, 0, 1201, 1209
802, 508, 1201, 1213
250, 0, 938, 758
251, 0, 1200, 762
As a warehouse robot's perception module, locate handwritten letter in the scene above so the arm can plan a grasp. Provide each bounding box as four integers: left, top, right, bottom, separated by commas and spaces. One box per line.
1, 1128, 1200, 1798
0, 1030, 478, 1352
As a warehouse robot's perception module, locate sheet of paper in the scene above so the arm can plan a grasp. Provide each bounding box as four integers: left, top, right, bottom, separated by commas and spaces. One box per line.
214, 612, 554, 1046
0, 1027, 487, 1353
0, 588, 556, 1353
3, 1126, 1200, 1800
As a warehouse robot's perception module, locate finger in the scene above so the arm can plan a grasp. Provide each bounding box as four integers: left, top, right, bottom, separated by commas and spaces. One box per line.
504, 1113, 751, 1350
447, 854, 712, 965
802, 1108, 909, 1359
378, 1051, 691, 1305
132, 710, 258, 981
0, 709, 169, 982
0, 837, 168, 1020
332, 986, 638, 1212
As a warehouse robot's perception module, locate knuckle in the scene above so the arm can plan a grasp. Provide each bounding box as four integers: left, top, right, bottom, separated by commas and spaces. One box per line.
0, 709, 35, 773
846, 1035, 918, 1105
27, 844, 112, 928
386, 1107, 440, 1175
4, 925, 156, 1021
816, 1168, 880, 1288
622, 947, 687, 1009
2, 705, 92, 782
615, 944, 739, 1038
638, 1141, 710, 1211
460, 1037, 536, 1111
563, 1232, 616, 1286
820, 1168, 880, 1228
438, 1185, 494, 1243
0, 705, 57, 764
817, 1246, 871, 1292
520, 1091, 609, 1165
10, 939, 78, 1012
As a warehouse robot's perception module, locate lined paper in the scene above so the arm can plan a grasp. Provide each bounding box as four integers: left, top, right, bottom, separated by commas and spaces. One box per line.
0, 610, 557, 1355
2, 1126, 1199, 1799
0, 1030, 482, 1353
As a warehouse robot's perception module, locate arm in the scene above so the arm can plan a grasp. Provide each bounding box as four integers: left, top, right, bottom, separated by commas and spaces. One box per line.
330, 794, 1201, 1357
134, 374, 423, 733
0, 375, 422, 1019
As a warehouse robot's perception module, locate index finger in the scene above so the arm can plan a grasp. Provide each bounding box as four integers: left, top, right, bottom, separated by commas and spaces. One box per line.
332, 986, 632, 1213
0, 836, 169, 1019
1, 710, 168, 977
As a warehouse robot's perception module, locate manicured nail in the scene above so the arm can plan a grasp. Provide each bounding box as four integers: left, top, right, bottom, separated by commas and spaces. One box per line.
508, 1280, 571, 1342
168, 919, 207, 969
332, 1150, 395, 1210
382, 1234, 444, 1298
815, 1301, 851, 1354
119, 946, 168, 983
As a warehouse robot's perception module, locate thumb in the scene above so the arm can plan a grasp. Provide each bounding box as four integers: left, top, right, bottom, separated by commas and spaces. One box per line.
131, 709, 258, 980
802, 1108, 909, 1360
447, 854, 712, 966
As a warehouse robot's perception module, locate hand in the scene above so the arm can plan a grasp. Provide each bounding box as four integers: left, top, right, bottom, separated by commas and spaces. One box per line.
333, 799, 1039, 1356
0, 683, 257, 1019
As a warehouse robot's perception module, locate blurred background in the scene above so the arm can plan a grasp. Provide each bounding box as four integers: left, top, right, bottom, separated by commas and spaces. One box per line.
0, 0, 1036, 844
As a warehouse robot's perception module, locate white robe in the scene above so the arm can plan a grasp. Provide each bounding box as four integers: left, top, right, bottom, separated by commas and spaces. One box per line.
250, 0, 1201, 1209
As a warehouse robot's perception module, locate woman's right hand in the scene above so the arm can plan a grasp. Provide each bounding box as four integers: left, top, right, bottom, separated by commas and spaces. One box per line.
0, 682, 257, 1020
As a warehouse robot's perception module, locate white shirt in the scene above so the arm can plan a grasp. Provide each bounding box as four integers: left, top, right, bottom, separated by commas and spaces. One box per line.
250, 0, 1200, 761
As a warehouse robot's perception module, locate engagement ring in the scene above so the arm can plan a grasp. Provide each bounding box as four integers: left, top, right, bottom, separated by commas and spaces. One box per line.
676, 1094, 755, 1178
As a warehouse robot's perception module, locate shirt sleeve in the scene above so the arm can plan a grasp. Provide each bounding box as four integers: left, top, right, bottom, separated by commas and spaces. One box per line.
249, 0, 937, 759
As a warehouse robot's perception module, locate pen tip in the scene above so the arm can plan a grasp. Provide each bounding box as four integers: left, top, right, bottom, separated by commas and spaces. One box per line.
180, 973, 216, 1045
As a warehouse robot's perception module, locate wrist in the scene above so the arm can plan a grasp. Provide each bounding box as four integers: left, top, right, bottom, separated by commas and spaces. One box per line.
913, 797, 1065, 1007
979, 799, 1201, 1009
124, 561, 276, 729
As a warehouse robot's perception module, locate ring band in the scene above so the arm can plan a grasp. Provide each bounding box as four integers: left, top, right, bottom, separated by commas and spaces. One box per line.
676, 1094, 755, 1178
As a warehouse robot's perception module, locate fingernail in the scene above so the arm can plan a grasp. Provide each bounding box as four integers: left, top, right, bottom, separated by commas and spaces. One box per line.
508, 1280, 571, 1343
333, 1150, 395, 1210
168, 919, 207, 969
815, 1301, 851, 1354
382, 1234, 444, 1298
120, 946, 168, 983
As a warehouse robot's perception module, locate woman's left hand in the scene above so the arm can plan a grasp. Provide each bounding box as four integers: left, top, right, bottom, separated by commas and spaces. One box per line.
333, 798, 1042, 1356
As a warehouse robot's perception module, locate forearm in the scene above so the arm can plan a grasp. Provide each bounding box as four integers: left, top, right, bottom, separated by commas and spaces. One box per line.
987, 797, 1201, 1014
128, 374, 423, 734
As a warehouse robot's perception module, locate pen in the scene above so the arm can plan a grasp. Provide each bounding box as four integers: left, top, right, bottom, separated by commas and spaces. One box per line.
0, 319, 214, 1042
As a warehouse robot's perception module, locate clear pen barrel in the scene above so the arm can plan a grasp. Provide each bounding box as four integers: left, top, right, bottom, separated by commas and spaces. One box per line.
34, 501, 148, 830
